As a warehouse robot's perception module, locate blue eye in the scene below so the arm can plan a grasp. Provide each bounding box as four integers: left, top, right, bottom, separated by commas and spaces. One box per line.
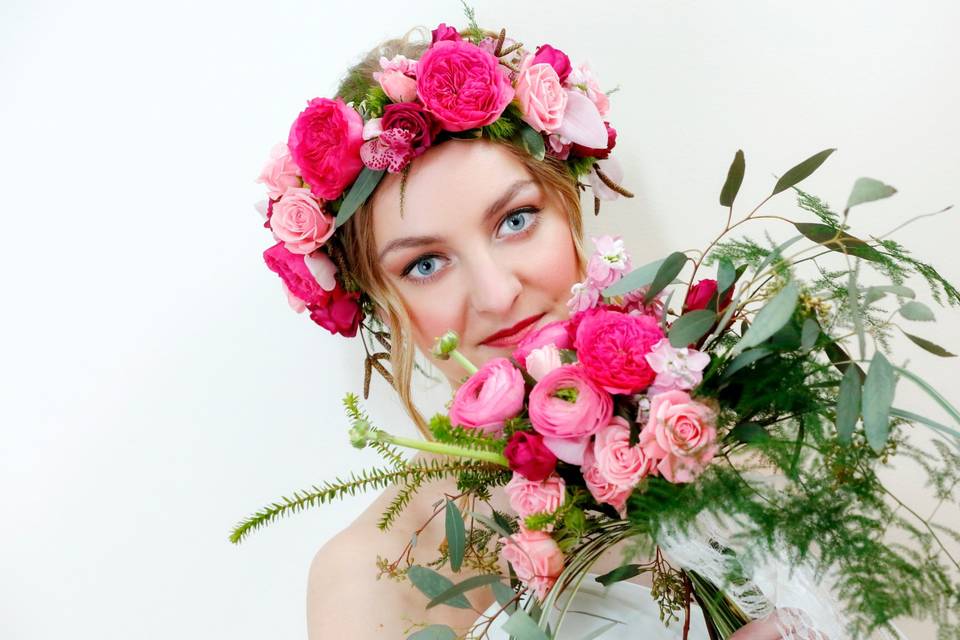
403, 255, 446, 281
498, 208, 539, 237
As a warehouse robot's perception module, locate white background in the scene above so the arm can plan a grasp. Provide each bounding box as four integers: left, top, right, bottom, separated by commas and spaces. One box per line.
2, 0, 958, 638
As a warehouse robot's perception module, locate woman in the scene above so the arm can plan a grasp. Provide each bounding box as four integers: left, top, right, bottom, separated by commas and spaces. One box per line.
259, 23, 823, 640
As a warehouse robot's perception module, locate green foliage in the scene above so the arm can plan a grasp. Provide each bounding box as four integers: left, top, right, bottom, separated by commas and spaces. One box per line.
460, 2, 485, 43
795, 186, 842, 226
567, 155, 597, 179
483, 105, 521, 141
360, 85, 390, 119
429, 414, 505, 452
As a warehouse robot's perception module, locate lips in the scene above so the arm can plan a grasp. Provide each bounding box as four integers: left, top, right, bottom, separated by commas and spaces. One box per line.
480, 313, 546, 348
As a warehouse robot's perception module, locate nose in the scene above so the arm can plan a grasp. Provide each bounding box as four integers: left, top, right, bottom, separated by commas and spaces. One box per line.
465, 247, 522, 317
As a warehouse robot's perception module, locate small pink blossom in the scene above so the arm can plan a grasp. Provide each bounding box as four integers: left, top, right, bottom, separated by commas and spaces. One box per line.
639, 389, 718, 483
499, 529, 565, 601
621, 286, 667, 322
568, 63, 610, 117
526, 344, 563, 381
256, 143, 301, 200
360, 128, 415, 173
505, 472, 566, 524
269, 187, 335, 254
515, 55, 568, 133
585, 235, 631, 288
645, 338, 711, 395
567, 281, 601, 314
449, 358, 525, 436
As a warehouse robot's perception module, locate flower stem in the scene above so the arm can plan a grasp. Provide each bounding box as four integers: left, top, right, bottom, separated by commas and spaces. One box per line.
376, 432, 509, 467
450, 349, 479, 375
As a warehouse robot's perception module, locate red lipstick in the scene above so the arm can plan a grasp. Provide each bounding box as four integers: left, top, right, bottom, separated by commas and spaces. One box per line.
479, 313, 546, 348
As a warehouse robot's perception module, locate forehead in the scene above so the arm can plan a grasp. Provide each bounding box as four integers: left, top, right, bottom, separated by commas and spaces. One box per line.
370, 140, 533, 247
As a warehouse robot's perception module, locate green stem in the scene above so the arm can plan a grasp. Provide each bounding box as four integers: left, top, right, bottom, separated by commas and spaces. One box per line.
450, 349, 479, 375
376, 432, 508, 467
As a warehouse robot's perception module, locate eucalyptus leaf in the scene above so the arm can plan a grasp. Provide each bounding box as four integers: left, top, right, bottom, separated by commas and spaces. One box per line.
491, 581, 518, 613
845, 177, 897, 213
730, 422, 770, 444
408, 625, 457, 640
772, 148, 835, 195
519, 124, 546, 161
862, 352, 896, 453
865, 284, 915, 306
445, 500, 466, 572
836, 365, 862, 444
722, 347, 772, 379
467, 511, 513, 538
501, 609, 551, 640
792, 222, 884, 262
335, 167, 385, 228
719, 149, 745, 207
668, 310, 717, 347
800, 318, 820, 352
426, 574, 500, 609
595, 564, 643, 586
407, 566, 471, 609
900, 330, 957, 357
717, 258, 737, 297
899, 301, 935, 322
602, 257, 666, 297
890, 407, 960, 451
645, 252, 688, 304
733, 282, 800, 354
894, 366, 960, 427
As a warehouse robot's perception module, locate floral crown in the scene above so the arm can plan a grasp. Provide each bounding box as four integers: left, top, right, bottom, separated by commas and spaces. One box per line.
254, 19, 632, 341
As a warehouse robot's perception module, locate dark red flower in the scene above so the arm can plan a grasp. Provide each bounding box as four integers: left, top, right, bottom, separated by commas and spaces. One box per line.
381, 102, 439, 157
309, 284, 362, 337
504, 431, 557, 481
684, 279, 734, 313
532, 44, 571, 83
571, 122, 617, 159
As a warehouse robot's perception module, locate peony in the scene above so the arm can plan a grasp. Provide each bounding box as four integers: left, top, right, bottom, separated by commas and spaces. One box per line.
381, 102, 438, 157
308, 283, 362, 337
505, 472, 566, 523
528, 364, 613, 465
639, 390, 718, 483
574, 309, 664, 394
645, 338, 711, 396
585, 235, 631, 289
515, 55, 568, 133
449, 358, 525, 435
269, 187, 335, 254
504, 432, 557, 481
263, 243, 336, 307
513, 320, 573, 368
287, 97, 364, 201
500, 529, 565, 601
684, 278, 733, 313
416, 39, 515, 131
431, 22, 461, 43
581, 445, 632, 516
256, 143, 301, 199
592, 416, 656, 488
532, 44, 571, 83
525, 344, 563, 381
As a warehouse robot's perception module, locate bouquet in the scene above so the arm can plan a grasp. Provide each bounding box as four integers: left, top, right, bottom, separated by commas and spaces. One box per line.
232, 149, 960, 640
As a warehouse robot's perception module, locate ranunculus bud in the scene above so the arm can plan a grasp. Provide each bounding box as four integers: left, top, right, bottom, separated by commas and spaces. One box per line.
348, 419, 372, 449
504, 432, 558, 481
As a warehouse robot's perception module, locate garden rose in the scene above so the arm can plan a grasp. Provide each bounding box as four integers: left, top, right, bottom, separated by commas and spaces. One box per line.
528, 364, 613, 464
532, 44, 571, 82
513, 320, 573, 368
416, 39, 515, 131
500, 529, 565, 600
263, 243, 336, 307
381, 102, 438, 157
525, 344, 563, 381
256, 143, 300, 199
515, 55, 568, 133
504, 432, 557, 481
592, 416, 656, 488
269, 187, 335, 254
574, 309, 665, 394
639, 389, 718, 483
372, 55, 418, 102
505, 472, 566, 522
582, 445, 632, 516
287, 97, 364, 200
308, 283, 362, 338
449, 358, 525, 435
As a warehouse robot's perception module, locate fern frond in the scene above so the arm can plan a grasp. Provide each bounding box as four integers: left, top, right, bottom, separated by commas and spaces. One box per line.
378, 476, 424, 531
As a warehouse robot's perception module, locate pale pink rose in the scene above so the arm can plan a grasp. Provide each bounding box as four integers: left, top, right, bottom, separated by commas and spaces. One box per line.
257, 143, 301, 200
269, 187, 335, 254
585, 235, 631, 288
513, 320, 573, 368
376, 70, 418, 103
645, 338, 711, 395
567, 281, 601, 314
568, 63, 610, 117
581, 445, 631, 517
593, 416, 656, 488
515, 55, 568, 133
449, 358, 525, 436
639, 389, 718, 483
505, 472, 566, 524
499, 529, 565, 601
526, 344, 563, 381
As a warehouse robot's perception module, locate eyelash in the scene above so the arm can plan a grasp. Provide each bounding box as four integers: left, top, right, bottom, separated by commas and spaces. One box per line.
400, 206, 543, 284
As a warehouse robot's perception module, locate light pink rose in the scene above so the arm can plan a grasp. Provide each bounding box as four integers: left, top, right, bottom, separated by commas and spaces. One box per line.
645, 338, 711, 395
526, 344, 563, 381
377, 70, 418, 103
256, 143, 301, 200
592, 416, 656, 488
528, 364, 613, 465
582, 445, 632, 517
585, 235, 631, 289
639, 390, 718, 483
449, 357, 525, 436
269, 187, 335, 254
499, 529, 565, 601
568, 63, 610, 117
513, 320, 573, 368
515, 55, 568, 133
505, 472, 566, 524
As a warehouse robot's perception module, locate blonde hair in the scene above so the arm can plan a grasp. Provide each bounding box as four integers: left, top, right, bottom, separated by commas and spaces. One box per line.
337, 30, 588, 438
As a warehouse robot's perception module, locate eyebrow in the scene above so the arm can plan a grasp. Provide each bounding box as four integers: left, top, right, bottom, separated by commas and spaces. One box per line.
377, 179, 537, 263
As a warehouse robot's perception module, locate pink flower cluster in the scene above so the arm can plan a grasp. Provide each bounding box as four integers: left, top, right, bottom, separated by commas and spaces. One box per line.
568, 236, 632, 314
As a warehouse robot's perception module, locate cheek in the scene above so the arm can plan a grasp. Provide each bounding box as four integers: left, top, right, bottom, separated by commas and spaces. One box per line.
522, 212, 581, 304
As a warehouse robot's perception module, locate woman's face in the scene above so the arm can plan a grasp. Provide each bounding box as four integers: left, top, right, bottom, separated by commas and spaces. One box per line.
371, 140, 582, 384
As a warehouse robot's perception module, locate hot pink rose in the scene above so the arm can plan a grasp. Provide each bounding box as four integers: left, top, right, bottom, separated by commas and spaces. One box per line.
287, 97, 364, 200
513, 320, 573, 368
505, 472, 566, 523
581, 445, 632, 516
515, 55, 568, 133
431, 23, 461, 43
263, 243, 336, 307
500, 529, 565, 600
592, 416, 656, 488
269, 187, 335, 254
504, 431, 557, 481
532, 44, 571, 83
449, 358, 525, 435
575, 309, 664, 394
639, 390, 718, 483
381, 102, 438, 157
416, 40, 515, 131
257, 143, 301, 199
528, 364, 613, 465
308, 282, 362, 338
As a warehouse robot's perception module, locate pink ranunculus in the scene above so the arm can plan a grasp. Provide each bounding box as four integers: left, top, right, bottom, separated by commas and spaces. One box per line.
381, 102, 438, 157
528, 365, 613, 465
515, 55, 568, 133
568, 63, 610, 117
571, 121, 617, 160
256, 143, 301, 200
360, 128, 415, 173
581, 445, 632, 517
645, 338, 711, 395
499, 529, 565, 601
287, 97, 364, 201
308, 282, 362, 337
513, 320, 573, 368
504, 432, 557, 481
575, 308, 664, 394
525, 344, 563, 381
376, 70, 418, 103
269, 187, 335, 254
639, 390, 718, 483
416, 39, 515, 131
431, 22, 461, 43
567, 281, 601, 314
593, 416, 656, 488
532, 44, 572, 83
684, 278, 733, 313
585, 235, 631, 289
449, 358, 525, 436
263, 243, 336, 308
505, 472, 566, 523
